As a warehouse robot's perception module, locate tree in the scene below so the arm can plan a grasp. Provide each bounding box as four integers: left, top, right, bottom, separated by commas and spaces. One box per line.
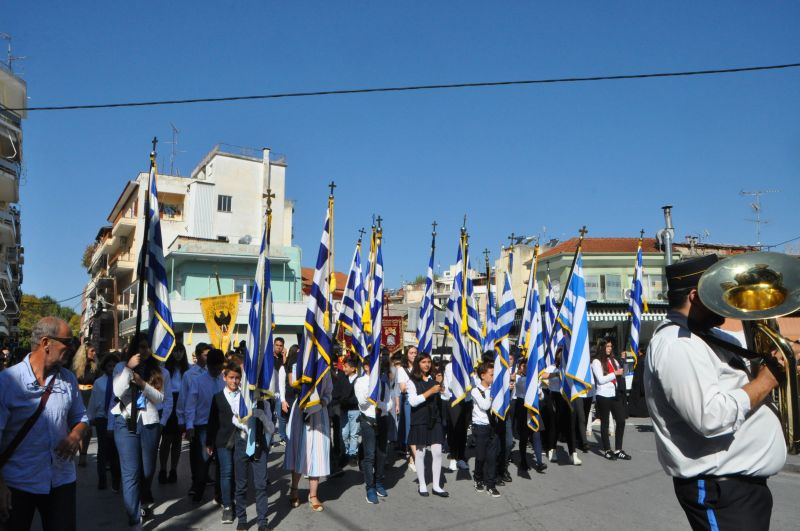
81, 243, 97, 269
18, 294, 81, 351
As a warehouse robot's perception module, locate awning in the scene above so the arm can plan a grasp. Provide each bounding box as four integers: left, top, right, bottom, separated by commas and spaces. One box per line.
588, 309, 667, 322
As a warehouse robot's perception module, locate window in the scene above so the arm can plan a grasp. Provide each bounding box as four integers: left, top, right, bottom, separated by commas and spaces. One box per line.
235, 278, 254, 303
585, 274, 622, 301
646, 274, 666, 302
604, 274, 623, 301
217, 195, 232, 213
585, 275, 601, 301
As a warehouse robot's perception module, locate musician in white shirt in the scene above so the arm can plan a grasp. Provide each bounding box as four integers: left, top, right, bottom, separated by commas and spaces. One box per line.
645, 255, 786, 531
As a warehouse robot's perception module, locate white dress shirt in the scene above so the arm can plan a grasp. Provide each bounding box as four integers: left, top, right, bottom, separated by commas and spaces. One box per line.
110, 362, 164, 425
222, 387, 247, 431
354, 373, 392, 418
470, 383, 492, 425
645, 311, 786, 478
513, 374, 527, 400
543, 365, 561, 392
591, 359, 618, 398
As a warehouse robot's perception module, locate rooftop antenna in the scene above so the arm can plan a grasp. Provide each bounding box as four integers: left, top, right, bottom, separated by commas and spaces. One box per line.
163, 123, 183, 175
740, 189, 779, 248
0, 33, 26, 73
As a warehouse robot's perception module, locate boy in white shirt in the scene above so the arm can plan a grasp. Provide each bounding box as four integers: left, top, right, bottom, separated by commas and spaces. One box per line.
470, 361, 500, 498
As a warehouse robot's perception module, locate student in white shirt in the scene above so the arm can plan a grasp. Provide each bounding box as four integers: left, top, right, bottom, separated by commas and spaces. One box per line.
87, 352, 121, 491
158, 343, 188, 484
397, 346, 417, 471
591, 339, 630, 460
355, 354, 392, 504
471, 361, 500, 497
111, 336, 165, 528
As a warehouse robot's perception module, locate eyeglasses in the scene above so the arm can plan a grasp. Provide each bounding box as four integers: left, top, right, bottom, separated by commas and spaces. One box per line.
47, 336, 79, 351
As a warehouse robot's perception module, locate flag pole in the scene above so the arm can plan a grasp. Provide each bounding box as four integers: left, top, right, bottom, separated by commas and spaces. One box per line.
131, 137, 158, 354
556, 226, 588, 310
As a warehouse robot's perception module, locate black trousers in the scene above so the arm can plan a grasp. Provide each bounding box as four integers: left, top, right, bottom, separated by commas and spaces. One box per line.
472, 424, 498, 488
3, 482, 76, 531
493, 418, 509, 475
553, 392, 576, 454
95, 420, 121, 488
673, 476, 772, 531
446, 400, 469, 461
571, 395, 588, 449
596, 395, 626, 451
540, 391, 557, 451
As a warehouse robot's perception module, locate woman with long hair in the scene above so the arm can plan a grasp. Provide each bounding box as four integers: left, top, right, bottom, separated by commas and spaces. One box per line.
285, 354, 332, 512
396, 346, 417, 470
71, 341, 98, 466
111, 335, 165, 529
158, 342, 188, 483
406, 352, 448, 497
591, 339, 631, 460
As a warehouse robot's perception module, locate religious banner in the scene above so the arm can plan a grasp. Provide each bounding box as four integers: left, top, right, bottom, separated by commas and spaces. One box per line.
198, 293, 240, 352
381, 315, 404, 354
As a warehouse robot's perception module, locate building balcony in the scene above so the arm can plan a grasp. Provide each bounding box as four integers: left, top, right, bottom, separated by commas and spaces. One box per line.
0, 161, 19, 204
0, 209, 16, 246
112, 216, 136, 238
109, 250, 136, 274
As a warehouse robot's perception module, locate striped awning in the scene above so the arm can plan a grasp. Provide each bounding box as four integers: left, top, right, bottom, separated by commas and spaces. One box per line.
587, 310, 667, 322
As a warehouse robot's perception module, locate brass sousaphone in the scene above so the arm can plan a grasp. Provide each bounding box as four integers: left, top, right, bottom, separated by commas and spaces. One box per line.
698, 252, 800, 454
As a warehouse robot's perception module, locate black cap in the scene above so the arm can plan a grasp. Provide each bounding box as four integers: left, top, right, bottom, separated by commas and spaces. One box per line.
666, 254, 719, 292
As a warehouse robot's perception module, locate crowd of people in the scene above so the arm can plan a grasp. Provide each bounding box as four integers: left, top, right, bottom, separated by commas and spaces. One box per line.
0, 315, 647, 531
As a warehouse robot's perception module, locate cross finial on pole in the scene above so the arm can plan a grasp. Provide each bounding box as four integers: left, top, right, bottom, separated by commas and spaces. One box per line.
151, 137, 158, 153
376, 215, 383, 229
432, 220, 438, 237
328, 180, 336, 198
483, 248, 491, 266
357, 227, 366, 242
508, 232, 517, 247
579, 226, 588, 239
639, 228, 645, 240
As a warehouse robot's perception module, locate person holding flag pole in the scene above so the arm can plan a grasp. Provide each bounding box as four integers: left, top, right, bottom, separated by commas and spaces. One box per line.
490, 268, 516, 485
111, 139, 172, 529
285, 184, 336, 513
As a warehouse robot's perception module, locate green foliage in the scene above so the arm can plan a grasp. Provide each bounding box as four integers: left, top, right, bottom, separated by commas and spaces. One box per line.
81, 243, 96, 269
18, 294, 81, 351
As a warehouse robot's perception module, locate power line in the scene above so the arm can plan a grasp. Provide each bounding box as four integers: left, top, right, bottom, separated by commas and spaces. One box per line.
8, 61, 800, 113
765, 234, 800, 250
22, 289, 87, 306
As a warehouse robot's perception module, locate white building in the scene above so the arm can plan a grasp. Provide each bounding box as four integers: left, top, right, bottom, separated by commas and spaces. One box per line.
0, 62, 25, 342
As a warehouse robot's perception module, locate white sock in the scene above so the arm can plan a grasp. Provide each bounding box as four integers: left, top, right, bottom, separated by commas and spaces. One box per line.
431, 444, 443, 492
415, 448, 427, 491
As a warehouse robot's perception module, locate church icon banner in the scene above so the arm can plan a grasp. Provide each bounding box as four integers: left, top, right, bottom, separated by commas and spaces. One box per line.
199, 293, 240, 352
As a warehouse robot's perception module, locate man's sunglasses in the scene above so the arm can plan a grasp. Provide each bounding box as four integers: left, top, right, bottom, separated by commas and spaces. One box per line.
47, 336, 80, 351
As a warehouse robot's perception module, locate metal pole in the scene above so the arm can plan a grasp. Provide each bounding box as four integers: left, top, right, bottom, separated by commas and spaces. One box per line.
132, 138, 157, 353
662, 205, 674, 266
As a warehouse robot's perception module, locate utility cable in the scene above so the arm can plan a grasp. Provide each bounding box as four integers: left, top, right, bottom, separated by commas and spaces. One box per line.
7, 62, 800, 113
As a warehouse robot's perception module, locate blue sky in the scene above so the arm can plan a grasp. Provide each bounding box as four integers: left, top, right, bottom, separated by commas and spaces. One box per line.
7, 1, 800, 307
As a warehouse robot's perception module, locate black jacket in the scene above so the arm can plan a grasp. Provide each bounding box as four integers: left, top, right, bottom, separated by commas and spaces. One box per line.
207, 390, 238, 450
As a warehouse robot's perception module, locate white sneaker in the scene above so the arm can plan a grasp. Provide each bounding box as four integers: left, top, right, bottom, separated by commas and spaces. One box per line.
409, 460, 417, 473
571, 452, 582, 466
449, 459, 458, 471
457, 459, 469, 470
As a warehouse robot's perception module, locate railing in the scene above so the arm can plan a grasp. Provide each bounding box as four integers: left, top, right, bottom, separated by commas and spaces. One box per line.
214, 143, 287, 164
119, 281, 138, 321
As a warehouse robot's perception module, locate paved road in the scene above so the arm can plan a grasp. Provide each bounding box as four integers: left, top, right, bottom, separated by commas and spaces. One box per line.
40, 419, 799, 530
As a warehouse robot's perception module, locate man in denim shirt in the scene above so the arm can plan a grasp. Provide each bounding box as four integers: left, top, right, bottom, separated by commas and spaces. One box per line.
0, 317, 89, 531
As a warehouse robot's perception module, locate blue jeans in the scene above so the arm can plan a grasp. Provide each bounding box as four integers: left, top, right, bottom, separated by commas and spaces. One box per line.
343, 410, 361, 457
360, 415, 388, 489
113, 415, 161, 526
234, 435, 270, 527
278, 410, 288, 442
216, 446, 235, 508
401, 393, 411, 448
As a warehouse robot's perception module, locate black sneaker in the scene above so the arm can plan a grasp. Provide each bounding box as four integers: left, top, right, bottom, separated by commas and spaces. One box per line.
534, 462, 548, 473
502, 471, 512, 483
474, 481, 485, 493
222, 507, 234, 524
495, 479, 506, 487
236, 523, 248, 531
487, 487, 501, 498
615, 450, 632, 461
603, 450, 618, 461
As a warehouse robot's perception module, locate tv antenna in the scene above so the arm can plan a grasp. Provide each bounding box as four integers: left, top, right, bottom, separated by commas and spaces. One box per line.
0, 33, 26, 73
740, 189, 779, 247
163, 123, 184, 175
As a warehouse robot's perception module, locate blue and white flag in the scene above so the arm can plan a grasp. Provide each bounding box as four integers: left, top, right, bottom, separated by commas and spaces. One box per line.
520, 251, 546, 430
482, 285, 497, 354
559, 252, 593, 401
145, 158, 176, 362
416, 236, 436, 354
296, 205, 333, 413
490, 272, 516, 420
628, 240, 647, 366
367, 229, 384, 405
340, 241, 368, 362
543, 273, 559, 367
444, 235, 475, 404
464, 259, 483, 367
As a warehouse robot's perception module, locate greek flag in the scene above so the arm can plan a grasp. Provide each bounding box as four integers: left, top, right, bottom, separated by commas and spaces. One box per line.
490, 272, 516, 420
627, 240, 647, 366
295, 207, 333, 413
367, 229, 384, 405
416, 237, 436, 354
444, 236, 475, 404
464, 260, 483, 367
543, 273, 559, 367
559, 252, 593, 401
482, 285, 497, 354
520, 253, 545, 430
340, 241, 368, 362
146, 158, 176, 362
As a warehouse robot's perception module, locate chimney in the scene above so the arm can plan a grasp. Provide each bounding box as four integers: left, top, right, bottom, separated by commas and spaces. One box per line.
661, 205, 674, 265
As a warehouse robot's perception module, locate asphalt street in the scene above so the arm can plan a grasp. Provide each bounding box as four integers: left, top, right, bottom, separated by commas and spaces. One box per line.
36, 418, 800, 531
